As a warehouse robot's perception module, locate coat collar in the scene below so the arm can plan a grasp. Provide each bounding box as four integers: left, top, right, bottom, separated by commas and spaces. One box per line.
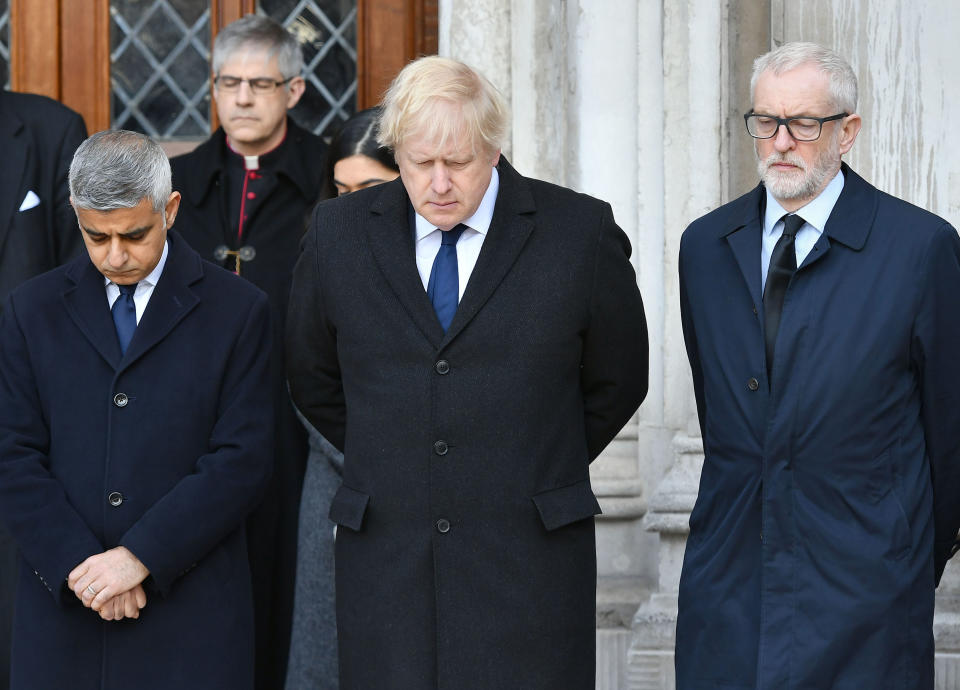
61, 230, 202, 370
719, 162, 877, 251
175, 118, 322, 206
365, 156, 535, 350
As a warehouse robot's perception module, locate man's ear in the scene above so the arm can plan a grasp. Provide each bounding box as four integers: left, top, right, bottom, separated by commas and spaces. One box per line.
837, 113, 862, 155
164, 191, 182, 229
286, 77, 306, 110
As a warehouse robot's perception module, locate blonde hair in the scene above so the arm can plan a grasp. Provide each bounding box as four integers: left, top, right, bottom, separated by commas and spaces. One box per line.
377, 56, 509, 155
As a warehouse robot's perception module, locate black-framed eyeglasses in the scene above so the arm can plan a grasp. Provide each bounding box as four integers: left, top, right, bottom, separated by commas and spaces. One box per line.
743, 111, 848, 142
213, 75, 294, 95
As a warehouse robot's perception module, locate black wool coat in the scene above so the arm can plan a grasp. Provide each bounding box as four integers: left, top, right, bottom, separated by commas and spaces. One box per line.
287, 158, 649, 690
0, 232, 273, 690
170, 119, 326, 688
0, 89, 86, 690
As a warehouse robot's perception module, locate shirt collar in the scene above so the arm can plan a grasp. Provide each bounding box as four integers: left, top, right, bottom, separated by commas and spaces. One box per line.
103, 239, 169, 289
414, 166, 500, 241
763, 168, 844, 235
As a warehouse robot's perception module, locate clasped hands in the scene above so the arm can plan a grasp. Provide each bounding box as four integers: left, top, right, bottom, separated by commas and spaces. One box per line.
67, 546, 150, 622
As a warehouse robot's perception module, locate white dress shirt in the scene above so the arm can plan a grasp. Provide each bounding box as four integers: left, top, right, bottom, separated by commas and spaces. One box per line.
104, 240, 169, 324
761, 169, 844, 288
414, 166, 500, 300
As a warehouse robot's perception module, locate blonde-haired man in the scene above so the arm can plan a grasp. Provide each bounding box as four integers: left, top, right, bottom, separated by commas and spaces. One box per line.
288, 55, 648, 689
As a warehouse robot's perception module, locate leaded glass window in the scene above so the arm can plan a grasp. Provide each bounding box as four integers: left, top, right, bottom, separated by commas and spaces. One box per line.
108, 0, 357, 141
110, 0, 211, 139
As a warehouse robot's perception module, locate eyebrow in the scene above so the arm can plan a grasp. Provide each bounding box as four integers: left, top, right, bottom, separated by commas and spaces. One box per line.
82, 224, 154, 238
334, 177, 390, 188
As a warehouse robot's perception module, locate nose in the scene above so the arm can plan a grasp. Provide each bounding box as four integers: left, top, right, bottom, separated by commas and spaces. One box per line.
430, 163, 452, 195
773, 123, 796, 152
234, 80, 254, 105
107, 238, 127, 268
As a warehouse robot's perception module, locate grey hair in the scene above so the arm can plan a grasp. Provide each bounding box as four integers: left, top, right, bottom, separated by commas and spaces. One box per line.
751, 42, 858, 113
212, 14, 303, 80
69, 130, 171, 213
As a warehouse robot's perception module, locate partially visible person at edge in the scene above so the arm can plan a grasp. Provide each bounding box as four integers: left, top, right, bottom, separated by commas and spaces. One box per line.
287, 56, 648, 689
0, 129, 273, 690
284, 106, 399, 690
0, 90, 86, 690
676, 42, 960, 689
169, 14, 327, 688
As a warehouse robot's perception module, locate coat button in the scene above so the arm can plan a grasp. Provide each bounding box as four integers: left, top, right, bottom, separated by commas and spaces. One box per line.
747, 378, 759, 391
433, 440, 449, 456
435, 360, 450, 375
107, 491, 124, 507
113, 392, 129, 407
436, 519, 451, 533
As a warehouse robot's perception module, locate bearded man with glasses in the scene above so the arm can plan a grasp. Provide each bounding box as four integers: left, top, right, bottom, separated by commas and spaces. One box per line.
676, 42, 960, 689
170, 14, 327, 690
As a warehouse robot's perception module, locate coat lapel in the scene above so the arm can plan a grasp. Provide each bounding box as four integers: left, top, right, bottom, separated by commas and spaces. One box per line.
721, 185, 765, 307
441, 159, 534, 346
367, 179, 445, 348
0, 97, 28, 259
799, 163, 876, 272
121, 232, 200, 367
62, 256, 123, 368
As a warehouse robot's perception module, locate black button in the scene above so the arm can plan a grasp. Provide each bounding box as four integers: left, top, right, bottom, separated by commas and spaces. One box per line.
433, 440, 449, 456
113, 393, 128, 407
436, 519, 450, 533
747, 378, 759, 391
752, 305, 758, 315
107, 492, 123, 507
435, 360, 450, 375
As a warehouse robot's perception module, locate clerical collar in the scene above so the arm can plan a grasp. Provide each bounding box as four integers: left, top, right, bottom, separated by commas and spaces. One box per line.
226, 131, 288, 171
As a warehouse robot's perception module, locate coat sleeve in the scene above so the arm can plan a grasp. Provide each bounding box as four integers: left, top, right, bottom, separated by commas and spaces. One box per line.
286, 217, 346, 452
913, 223, 960, 585
0, 298, 104, 605
50, 110, 88, 266
118, 293, 275, 594
580, 202, 648, 460
679, 231, 707, 441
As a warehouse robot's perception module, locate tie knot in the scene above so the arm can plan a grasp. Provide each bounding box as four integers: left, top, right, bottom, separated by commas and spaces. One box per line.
781, 214, 805, 238
117, 282, 138, 296
441, 224, 467, 246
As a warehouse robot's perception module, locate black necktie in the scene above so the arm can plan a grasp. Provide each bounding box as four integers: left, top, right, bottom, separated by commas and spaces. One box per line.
763, 214, 804, 378
112, 282, 138, 355
427, 224, 467, 332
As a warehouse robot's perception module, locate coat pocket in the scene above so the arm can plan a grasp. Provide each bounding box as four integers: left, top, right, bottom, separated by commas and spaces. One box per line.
328, 485, 369, 531
531, 478, 602, 531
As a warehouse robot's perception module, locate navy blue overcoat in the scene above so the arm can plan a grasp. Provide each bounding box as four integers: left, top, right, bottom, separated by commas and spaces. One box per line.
676, 165, 960, 689
0, 231, 273, 689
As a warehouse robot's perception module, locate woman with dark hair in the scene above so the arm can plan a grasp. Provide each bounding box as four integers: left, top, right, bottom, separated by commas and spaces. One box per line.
285, 107, 398, 690
319, 106, 400, 199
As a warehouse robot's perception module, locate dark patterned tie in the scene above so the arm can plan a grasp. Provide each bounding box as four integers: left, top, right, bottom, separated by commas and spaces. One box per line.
763, 214, 804, 378
112, 282, 138, 355
427, 224, 467, 332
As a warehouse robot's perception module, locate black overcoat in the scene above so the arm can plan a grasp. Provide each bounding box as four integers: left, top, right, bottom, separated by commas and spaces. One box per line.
676, 165, 960, 689
287, 158, 649, 689
170, 119, 325, 687
0, 89, 86, 690
0, 232, 273, 689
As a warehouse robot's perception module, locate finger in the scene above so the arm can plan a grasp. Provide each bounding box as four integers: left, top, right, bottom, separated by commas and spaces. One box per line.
90, 584, 113, 612
67, 561, 90, 589
135, 587, 147, 609
79, 581, 99, 607
123, 593, 139, 619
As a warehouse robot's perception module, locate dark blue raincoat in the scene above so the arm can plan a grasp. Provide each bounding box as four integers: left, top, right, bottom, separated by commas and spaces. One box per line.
676, 164, 960, 689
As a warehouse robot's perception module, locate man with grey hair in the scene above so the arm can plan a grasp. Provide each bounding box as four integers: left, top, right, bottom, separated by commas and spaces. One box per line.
0, 129, 273, 689
676, 42, 960, 688
171, 14, 327, 687
287, 55, 648, 689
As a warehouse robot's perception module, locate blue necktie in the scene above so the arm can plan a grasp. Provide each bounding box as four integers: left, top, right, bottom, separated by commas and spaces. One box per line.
427, 224, 467, 332
112, 282, 138, 355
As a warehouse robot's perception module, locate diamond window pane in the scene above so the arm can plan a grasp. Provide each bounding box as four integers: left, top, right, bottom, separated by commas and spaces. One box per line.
110, 1, 211, 140
259, 0, 357, 138
0, 0, 9, 89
